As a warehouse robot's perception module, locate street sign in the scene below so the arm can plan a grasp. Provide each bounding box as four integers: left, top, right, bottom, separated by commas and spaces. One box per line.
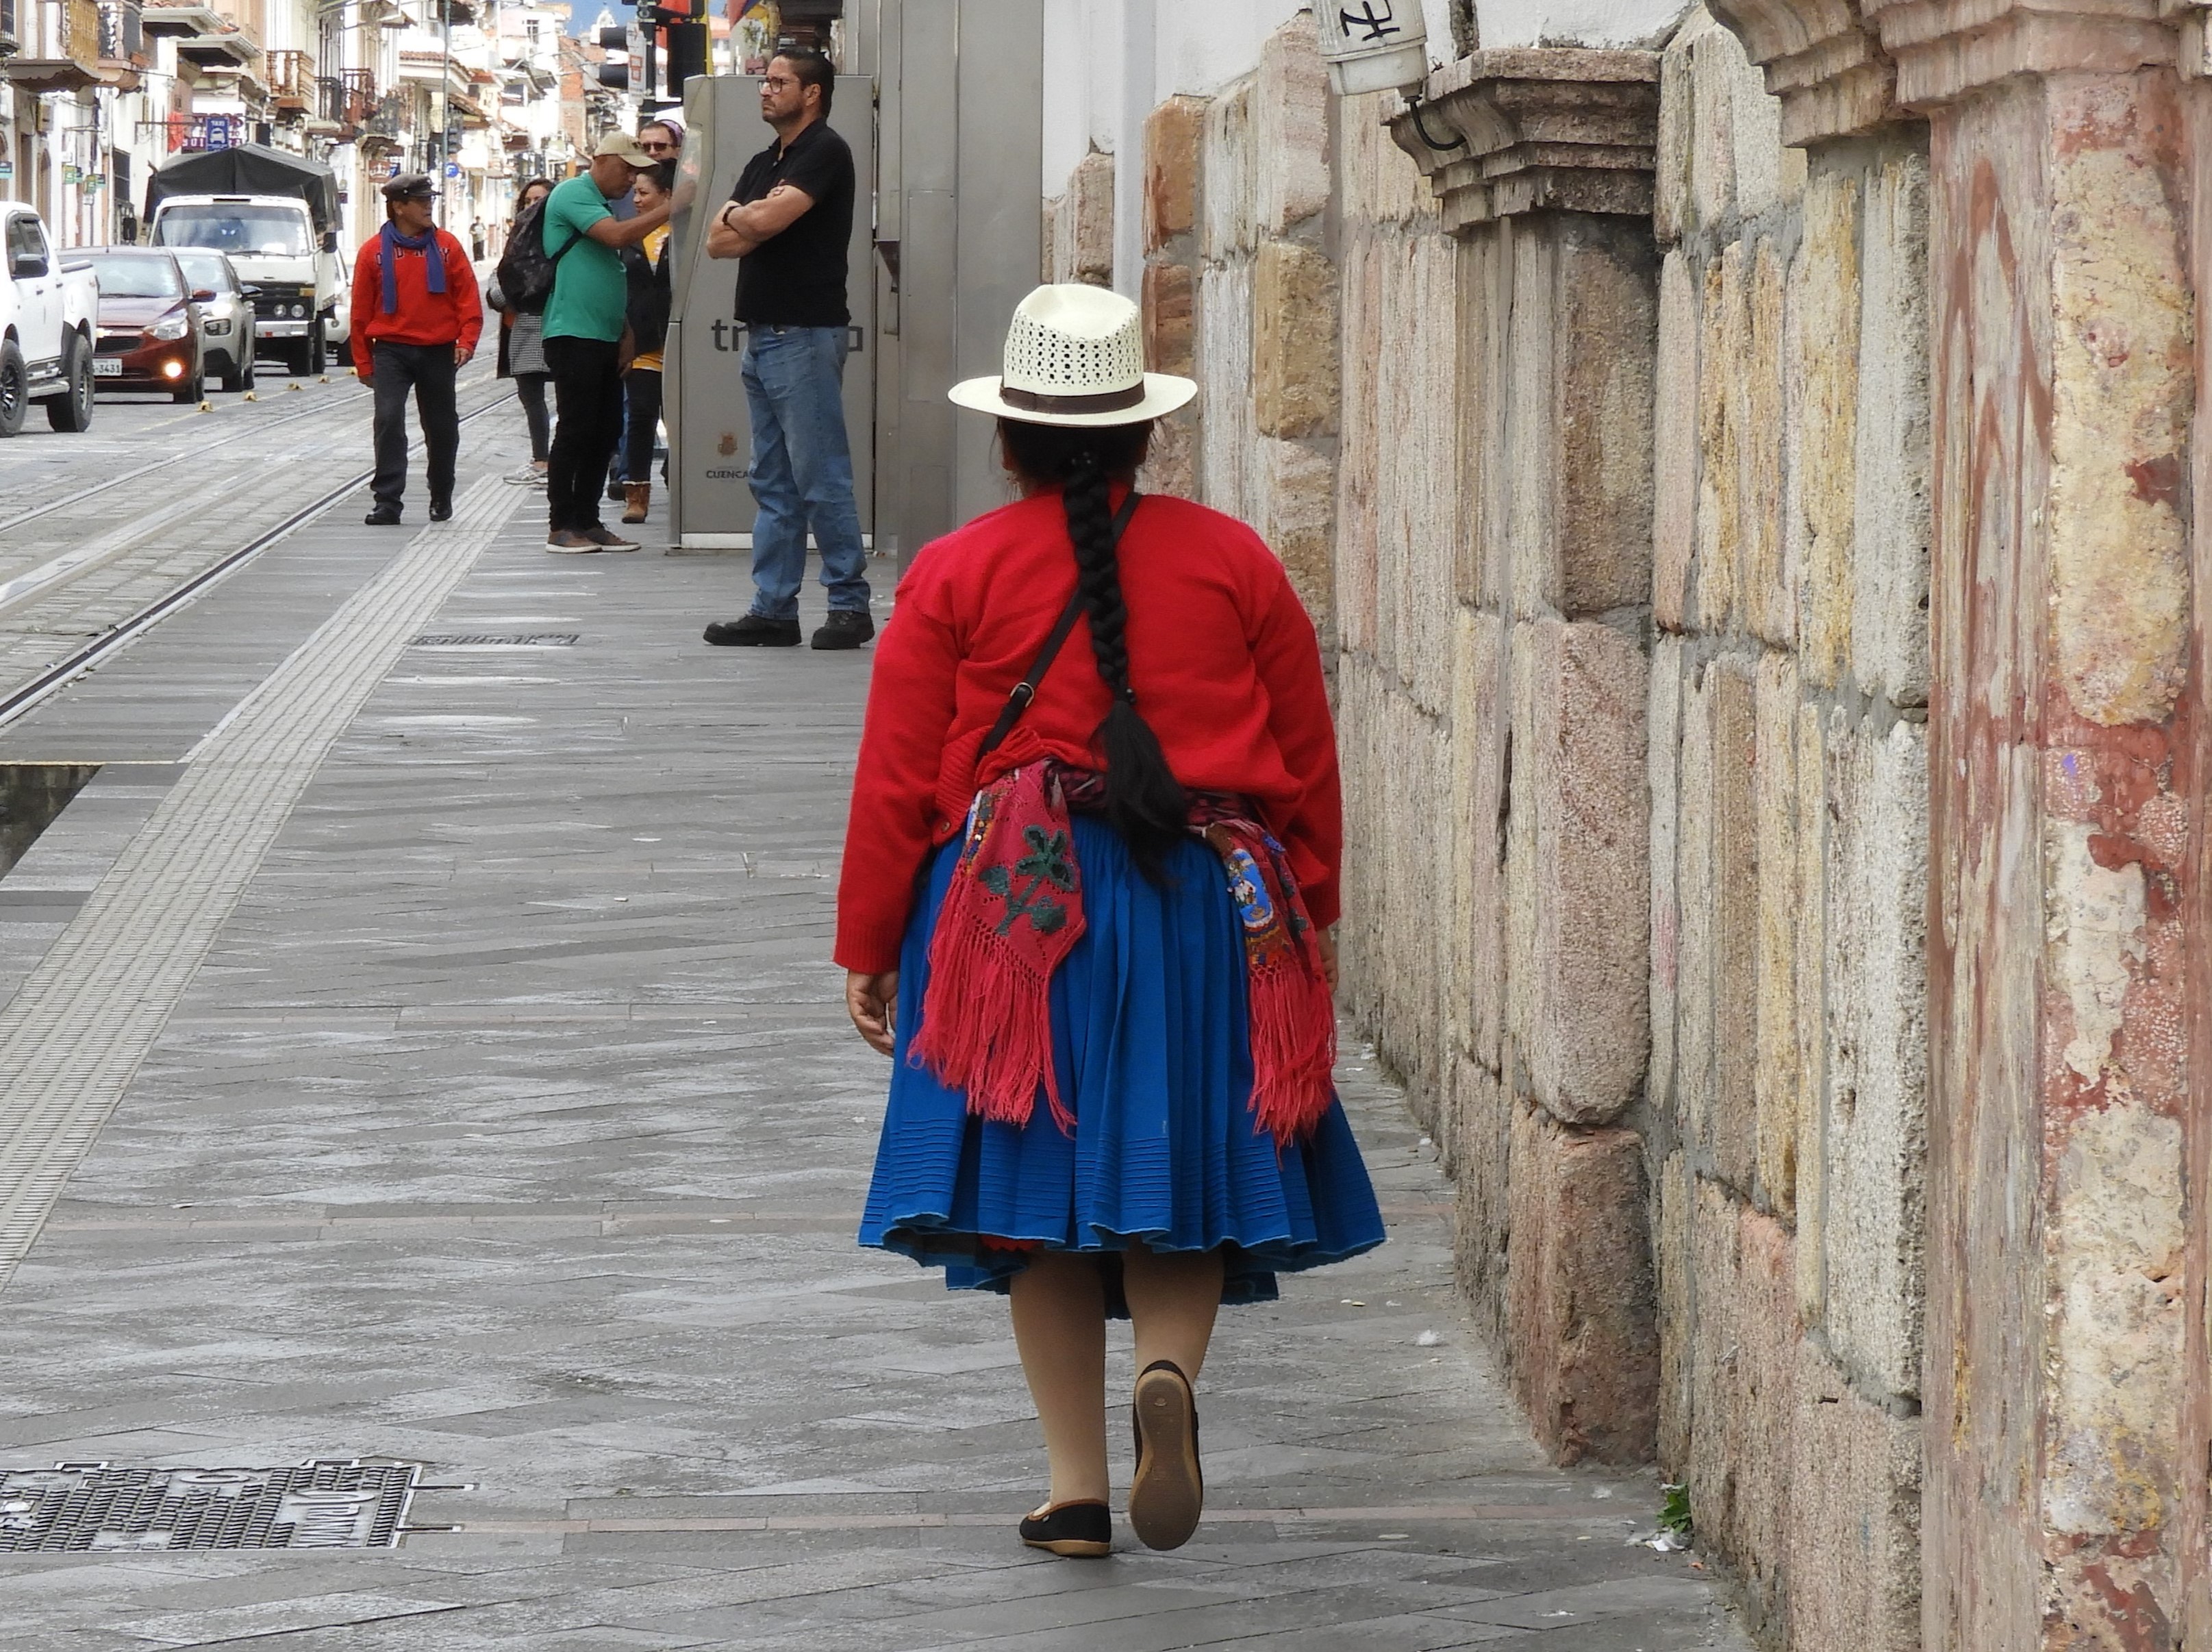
444, 161, 460, 177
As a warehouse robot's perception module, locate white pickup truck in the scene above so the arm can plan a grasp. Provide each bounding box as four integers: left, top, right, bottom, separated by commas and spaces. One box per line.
0, 202, 98, 436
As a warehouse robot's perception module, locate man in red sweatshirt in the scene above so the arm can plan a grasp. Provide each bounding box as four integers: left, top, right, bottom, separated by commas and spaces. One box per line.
351, 173, 481, 525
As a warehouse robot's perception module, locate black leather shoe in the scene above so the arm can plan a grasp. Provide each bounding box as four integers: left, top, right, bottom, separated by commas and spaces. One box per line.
703, 615, 801, 647
428, 498, 453, 523
811, 610, 876, 650
364, 504, 401, 527
1129, 1360, 1202, 1551
1018, 1500, 1111, 1558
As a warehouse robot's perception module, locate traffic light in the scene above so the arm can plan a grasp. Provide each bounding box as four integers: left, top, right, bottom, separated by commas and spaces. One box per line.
664, 17, 707, 96
596, 23, 630, 90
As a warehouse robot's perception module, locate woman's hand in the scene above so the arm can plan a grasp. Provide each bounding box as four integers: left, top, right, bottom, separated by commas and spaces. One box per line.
846, 970, 899, 1055
1317, 928, 1339, 996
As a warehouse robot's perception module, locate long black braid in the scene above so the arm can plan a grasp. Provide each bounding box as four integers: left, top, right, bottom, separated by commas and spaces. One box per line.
998, 416, 1190, 879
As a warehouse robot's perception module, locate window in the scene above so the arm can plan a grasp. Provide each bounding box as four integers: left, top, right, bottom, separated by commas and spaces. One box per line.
152, 203, 312, 258
86, 253, 184, 297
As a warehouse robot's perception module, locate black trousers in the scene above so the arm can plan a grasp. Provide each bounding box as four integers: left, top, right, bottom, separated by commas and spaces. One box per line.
514, 372, 551, 462
619, 368, 663, 482
370, 341, 459, 511
544, 334, 624, 533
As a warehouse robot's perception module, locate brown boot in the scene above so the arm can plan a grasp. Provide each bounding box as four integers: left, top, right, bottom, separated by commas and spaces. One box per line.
621, 481, 650, 525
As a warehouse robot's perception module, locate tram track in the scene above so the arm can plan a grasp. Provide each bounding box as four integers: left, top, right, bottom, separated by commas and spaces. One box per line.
0, 376, 518, 732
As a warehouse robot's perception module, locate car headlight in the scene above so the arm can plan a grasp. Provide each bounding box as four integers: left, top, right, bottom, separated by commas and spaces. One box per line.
291, 301, 309, 318
149, 315, 190, 341
203, 318, 231, 336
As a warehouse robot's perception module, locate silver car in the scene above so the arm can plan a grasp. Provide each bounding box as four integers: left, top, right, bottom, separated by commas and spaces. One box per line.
171, 249, 255, 393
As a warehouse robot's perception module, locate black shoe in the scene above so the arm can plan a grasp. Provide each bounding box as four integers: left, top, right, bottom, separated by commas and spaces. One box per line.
703, 615, 802, 647
428, 497, 453, 523
364, 504, 402, 526
1128, 1360, 1202, 1551
607, 477, 627, 503
811, 610, 876, 650
1018, 1500, 1111, 1559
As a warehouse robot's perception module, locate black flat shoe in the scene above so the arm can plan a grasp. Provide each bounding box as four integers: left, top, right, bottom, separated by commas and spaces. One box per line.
1128, 1360, 1203, 1551
428, 498, 453, 523
811, 610, 875, 650
1018, 1499, 1111, 1558
363, 504, 401, 527
703, 615, 801, 648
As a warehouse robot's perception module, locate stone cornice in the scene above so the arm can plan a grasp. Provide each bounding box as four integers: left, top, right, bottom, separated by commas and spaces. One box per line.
1859, 0, 2175, 107
1388, 48, 1660, 234
1705, 0, 1905, 145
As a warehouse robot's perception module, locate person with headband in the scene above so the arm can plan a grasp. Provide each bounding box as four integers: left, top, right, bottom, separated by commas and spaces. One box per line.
837, 285, 1383, 1559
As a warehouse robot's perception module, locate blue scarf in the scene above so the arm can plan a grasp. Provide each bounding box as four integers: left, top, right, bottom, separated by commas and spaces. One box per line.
378, 223, 446, 315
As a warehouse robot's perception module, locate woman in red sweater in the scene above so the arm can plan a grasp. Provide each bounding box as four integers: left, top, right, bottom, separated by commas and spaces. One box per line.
841, 285, 1382, 1559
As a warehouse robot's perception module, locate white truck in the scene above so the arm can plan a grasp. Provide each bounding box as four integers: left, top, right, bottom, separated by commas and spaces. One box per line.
0, 201, 98, 436
145, 144, 347, 377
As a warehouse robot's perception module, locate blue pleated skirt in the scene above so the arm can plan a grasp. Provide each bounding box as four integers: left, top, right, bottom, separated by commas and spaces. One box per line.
859, 814, 1386, 1310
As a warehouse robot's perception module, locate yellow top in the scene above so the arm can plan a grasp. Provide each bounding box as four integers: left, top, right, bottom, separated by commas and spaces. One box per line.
631, 225, 670, 373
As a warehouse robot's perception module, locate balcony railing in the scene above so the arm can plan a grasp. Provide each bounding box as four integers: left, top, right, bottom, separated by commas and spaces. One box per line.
1, 0, 16, 56
360, 89, 405, 140
97, 0, 140, 59
266, 45, 310, 110
63, 0, 101, 62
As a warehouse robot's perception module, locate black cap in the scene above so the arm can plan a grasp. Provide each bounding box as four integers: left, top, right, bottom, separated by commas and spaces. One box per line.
381, 173, 438, 203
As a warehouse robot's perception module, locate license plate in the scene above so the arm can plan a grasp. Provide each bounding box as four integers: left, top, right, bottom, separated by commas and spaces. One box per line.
91, 357, 123, 376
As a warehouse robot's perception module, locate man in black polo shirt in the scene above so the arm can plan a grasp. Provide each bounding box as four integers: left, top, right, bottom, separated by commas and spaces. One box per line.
701, 48, 872, 651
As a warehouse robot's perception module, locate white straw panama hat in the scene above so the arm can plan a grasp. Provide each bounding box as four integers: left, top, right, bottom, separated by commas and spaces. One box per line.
948, 284, 1198, 427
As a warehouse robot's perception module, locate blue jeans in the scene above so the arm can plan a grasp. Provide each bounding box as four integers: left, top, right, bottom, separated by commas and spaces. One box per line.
742, 325, 870, 618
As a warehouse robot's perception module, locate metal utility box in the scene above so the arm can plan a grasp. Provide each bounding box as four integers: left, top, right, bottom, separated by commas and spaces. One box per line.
665, 58, 878, 552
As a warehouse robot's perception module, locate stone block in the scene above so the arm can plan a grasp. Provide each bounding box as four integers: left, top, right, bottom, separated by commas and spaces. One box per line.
1335, 239, 1379, 658
1339, 88, 1433, 231
1459, 229, 1507, 610
1255, 13, 1329, 236
1203, 80, 1255, 264
1792, 703, 1828, 1328
1452, 1053, 1509, 1351
1142, 260, 1194, 379
1053, 149, 1115, 286
1648, 636, 1686, 1122
1754, 650, 1799, 1219
1674, 663, 1715, 1150
1137, 409, 1196, 502
1689, 1185, 1799, 1642
1507, 1101, 1658, 1464
1822, 716, 1928, 1401
1791, 166, 1862, 692
1852, 147, 1931, 709
1653, 250, 1698, 631
1450, 607, 1506, 1073
1522, 619, 1651, 1127
1556, 219, 1657, 618
1039, 197, 1057, 283
1788, 1340, 1923, 1652
1143, 95, 1207, 254
1687, 14, 1737, 238
1198, 260, 1253, 520
1655, 1151, 1694, 1471
1741, 239, 1789, 645
1654, 25, 1693, 249
1695, 251, 1739, 633
1259, 438, 1335, 649
1710, 654, 1759, 1196
1253, 240, 1340, 440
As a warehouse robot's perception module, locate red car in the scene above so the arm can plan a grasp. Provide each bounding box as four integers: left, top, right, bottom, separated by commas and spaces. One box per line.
83, 247, 205, 402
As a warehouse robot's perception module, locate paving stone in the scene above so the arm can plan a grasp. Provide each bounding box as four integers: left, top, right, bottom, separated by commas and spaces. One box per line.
0, 418, 1744, 1648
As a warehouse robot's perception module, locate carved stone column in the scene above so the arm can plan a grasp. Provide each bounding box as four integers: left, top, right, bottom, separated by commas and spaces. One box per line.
1387, 50, 1664, 1467
1705, 0, 1898, 145
1836, 3, 2209, 1647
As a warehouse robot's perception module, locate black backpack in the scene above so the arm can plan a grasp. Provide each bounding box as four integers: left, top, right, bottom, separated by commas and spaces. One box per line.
494, 199, 581, 316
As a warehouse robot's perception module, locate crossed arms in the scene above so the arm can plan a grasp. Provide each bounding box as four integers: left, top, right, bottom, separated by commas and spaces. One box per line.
706, 183, 814, 260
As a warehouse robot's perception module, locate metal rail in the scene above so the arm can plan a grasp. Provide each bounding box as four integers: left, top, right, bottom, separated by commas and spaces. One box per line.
0, 387, 518, 732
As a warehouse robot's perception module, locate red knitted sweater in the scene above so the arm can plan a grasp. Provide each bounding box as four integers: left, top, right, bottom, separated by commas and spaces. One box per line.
835, 487, 1343, 976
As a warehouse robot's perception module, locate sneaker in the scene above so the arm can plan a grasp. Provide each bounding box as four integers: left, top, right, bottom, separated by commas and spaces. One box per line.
544, 529, 599, 554
703, 614, 801, 647
364, 503, 402, 527
428, 498, 453, 523
811, 610, 876, 651
582, 526, 638, 551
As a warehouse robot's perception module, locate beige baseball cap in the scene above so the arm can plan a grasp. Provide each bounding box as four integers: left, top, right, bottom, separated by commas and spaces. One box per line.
592, 132, 655, 168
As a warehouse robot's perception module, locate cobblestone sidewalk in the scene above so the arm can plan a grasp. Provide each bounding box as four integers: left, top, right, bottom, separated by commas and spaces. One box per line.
0, 478, 1748, 1649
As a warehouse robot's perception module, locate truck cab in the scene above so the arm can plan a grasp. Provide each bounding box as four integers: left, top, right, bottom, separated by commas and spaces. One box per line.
148, 192, 342, 377
0, 202, 99, 435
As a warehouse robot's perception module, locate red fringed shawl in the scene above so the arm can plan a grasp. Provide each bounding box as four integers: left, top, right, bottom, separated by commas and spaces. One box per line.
907, 763, 1337, 1147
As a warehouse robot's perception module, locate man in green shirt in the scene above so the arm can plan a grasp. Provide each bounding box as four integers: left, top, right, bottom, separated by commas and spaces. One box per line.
542, 132, 670, 552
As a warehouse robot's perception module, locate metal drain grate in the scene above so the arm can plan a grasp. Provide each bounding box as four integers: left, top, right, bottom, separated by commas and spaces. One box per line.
410, 632, 579, 647
0, 1460, 420, 1551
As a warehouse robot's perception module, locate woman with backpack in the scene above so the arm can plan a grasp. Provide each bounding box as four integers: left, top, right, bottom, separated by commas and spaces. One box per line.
616, 162, 676, 525
839, 285, 1383, 1559
493, 177, 554, 485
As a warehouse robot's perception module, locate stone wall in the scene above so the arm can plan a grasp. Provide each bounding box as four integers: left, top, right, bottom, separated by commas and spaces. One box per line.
1646, 14, 1928, 1647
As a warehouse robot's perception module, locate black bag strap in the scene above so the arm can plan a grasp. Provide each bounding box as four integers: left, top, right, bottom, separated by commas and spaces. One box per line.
978, 490, 1142, 760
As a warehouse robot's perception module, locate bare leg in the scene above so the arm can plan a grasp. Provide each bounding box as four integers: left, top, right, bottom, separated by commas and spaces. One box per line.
1123, 1244, 1226, 1380
1008, 1252, 1109, 1507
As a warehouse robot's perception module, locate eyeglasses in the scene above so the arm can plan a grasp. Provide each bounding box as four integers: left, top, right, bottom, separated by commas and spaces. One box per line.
642, 140, 675, 153
758, 75, 795, 90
